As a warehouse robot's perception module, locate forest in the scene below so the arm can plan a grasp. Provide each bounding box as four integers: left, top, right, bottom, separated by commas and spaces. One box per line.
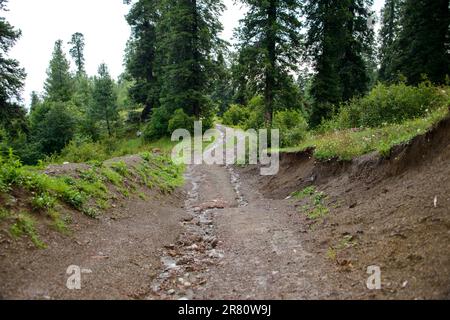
0, 0, 448, 166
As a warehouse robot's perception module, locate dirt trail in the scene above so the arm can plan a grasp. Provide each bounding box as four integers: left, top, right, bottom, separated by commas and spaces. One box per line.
1, 119, 449, 300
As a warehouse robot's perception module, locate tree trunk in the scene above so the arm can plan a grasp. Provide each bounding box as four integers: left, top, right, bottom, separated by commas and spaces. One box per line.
141, 102, 152, 122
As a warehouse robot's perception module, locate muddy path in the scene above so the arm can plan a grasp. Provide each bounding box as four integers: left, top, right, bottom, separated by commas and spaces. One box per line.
146, 127, 341, 300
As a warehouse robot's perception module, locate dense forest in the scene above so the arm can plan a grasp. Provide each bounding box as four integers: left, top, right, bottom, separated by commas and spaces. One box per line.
0, 0, 449, 164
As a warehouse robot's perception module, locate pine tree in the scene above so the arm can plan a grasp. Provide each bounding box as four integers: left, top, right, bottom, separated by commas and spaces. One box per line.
236, 0, 303, 124
91, 63, 118, 137
30, 91, 41, 113
393, 0, 450, 85
305, 0, 374, 126
158, 0, 224, 119
339, 0, 375, 102
68, 32, 86, 75
44, 40, 73, 102
210, 51, 232, 115
378, 0, 401, 82
125, 0, 160, 121
0, 0, 26, 128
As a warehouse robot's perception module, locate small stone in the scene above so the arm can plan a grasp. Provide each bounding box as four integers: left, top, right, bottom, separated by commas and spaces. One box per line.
168, 289, 176, 295
402, 281, 408, 288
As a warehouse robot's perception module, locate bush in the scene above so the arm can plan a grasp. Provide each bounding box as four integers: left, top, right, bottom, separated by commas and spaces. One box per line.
328, 82, 447, 129
143, 107, 171, 141
242, 96, 265, 130
168, 109, 195, 133
273, 110, 309, 147
59, 137, 108, 163
222, 104, 251, 127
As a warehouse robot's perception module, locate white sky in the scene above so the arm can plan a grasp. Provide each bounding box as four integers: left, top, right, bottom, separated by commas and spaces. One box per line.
4, 0, 385, 108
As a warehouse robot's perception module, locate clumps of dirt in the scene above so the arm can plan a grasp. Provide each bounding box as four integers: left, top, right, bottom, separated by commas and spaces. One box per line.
240, 114, 450, 299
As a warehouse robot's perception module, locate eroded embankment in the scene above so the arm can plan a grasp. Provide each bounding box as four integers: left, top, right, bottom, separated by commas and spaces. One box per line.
240, 115, 450, 299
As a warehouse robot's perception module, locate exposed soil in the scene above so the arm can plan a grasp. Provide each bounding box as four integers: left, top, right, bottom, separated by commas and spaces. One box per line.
0, 116, 449, 300
240, 115, 450, 299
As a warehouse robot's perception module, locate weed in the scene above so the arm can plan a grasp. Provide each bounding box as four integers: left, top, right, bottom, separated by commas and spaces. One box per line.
138, 192, 147, 201
306, 204, 330, 220
279, 106, 449, 161
96, 198, 111, 210
101, 167, 123, 186
291, 186, 316, 200
10, 213, 46, 248
48, 209, 69, 234
295, 188, 330, 221
327, 247, 337, 261
111, 161, 130, 177
31, 193, 57, 211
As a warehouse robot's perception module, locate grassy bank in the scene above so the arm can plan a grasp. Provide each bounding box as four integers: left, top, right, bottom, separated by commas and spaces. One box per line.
0, 150, 184, 248
280, 105, 449, 160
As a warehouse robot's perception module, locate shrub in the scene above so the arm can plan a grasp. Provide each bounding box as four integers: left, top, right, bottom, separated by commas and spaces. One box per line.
273, 110, 308, 147
242, 96, 266, 130
168, 109, 195, 133
328, 82, 447, 129
143, 107, 171, 141
59, 137, 107, 163
222, 104, 251, 127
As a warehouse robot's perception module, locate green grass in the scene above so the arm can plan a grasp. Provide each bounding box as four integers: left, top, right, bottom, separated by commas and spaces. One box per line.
291, 186, 316, 200
0, 147, 185, 246
54, 136, 178, 165
10, 213, 46, 249
101, 167, 123, 186
293, 186, 331, 221
279, 106, 449, 161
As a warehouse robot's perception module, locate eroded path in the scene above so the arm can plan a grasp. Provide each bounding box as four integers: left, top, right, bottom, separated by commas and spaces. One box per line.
148, 128, 337, 300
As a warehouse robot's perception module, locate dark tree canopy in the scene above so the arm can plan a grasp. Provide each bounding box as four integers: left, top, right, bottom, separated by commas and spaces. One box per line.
158, 0, 225, 119
0, 0, 26, 127
236, 0, 303, 124
91, 63, 118, 137
44, 40, 73, 102
378, 0, 401, 82
125, 0, 160, 121
68, 32, 86, 75
305, 0, 375, 126
392, 0, 450, 85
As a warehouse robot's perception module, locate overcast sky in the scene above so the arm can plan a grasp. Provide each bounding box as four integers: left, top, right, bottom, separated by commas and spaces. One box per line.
4, 0, 385, 108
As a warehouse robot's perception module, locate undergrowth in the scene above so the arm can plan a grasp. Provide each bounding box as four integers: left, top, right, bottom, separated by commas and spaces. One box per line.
280, 106, 449, 160
292, 186, 330, 221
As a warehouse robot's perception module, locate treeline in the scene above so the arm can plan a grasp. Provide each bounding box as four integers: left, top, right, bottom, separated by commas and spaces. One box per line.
1, 0, 136, 164
1, 0, 449, 164
125, 0, 449, 134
